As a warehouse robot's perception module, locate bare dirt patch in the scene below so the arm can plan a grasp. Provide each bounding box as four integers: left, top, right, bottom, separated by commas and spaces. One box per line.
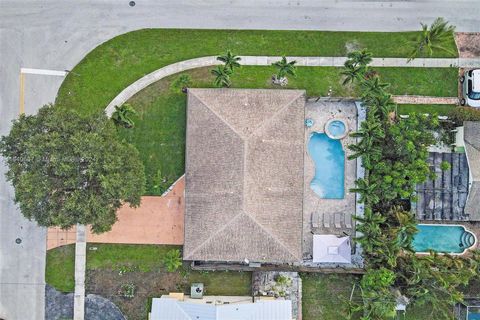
86, 269, 184, 320
455, 33, 480, 58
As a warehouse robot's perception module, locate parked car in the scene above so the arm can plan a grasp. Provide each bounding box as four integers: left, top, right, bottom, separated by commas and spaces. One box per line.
460, 69, 480, 107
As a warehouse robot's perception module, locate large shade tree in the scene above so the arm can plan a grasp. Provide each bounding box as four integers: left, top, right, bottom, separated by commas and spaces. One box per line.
0, 104, 145, 233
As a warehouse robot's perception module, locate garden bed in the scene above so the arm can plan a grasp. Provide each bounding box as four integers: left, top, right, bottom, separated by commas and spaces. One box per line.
46, 244, 251, 320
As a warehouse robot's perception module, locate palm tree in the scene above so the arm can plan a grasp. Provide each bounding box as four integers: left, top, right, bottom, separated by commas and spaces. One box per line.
408, 17, 456, 62
211, 66, 232, 87
361, 77, 390, 99
272, 56, 297, 79
348, 114, 384, 168
363, 92, 396, 120
217, 50, 241, 71
111, 103, 137, 128
390, 209, 418, 251
350, 178, 380, 205
170, 73, 192, 93
354, 208, 386, 253
341, 50, 373, 85
341, 61, 364, 85
347, 49, 373, 68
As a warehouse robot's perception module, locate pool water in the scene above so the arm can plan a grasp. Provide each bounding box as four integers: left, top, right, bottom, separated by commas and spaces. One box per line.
308, 132, 345, 199
327, 120, 346, 138
469, 313, 480, 320
413, 224, 476, 254
468, 307, 480, 320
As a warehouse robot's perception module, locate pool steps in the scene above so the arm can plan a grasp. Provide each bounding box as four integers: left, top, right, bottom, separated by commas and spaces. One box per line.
461, 231, 475, 248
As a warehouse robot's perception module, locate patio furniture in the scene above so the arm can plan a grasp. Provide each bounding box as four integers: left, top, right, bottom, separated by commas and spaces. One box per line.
334, 213, 342, 228
344, 213, 352, 229
311, 212, 319, 228
323, 213, 330, 228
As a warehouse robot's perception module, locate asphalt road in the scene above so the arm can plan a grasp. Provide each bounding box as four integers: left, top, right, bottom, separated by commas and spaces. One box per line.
1, 1, 479, 319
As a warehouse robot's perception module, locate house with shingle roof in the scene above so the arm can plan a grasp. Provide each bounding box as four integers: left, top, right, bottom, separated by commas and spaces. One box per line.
183, 89, 305, 264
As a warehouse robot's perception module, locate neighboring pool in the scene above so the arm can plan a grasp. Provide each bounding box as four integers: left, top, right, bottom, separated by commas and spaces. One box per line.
307, 132, 345, 199
468, 306, 480, 320
413, 224, 477, 254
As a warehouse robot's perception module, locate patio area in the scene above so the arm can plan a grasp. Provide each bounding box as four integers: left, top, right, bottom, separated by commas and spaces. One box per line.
302, 100, 358, 261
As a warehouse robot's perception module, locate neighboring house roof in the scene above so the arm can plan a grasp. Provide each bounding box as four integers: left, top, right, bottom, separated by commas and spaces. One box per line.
184, 89, 305, 263
464, 121, 480, 220
312, 235, 351, 264
150, 298, 292, 320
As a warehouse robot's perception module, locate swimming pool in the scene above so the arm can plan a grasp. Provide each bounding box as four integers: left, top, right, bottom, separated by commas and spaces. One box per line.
413, 224, 477, 254
307, 132, 345, 199
468, 306, 480, 320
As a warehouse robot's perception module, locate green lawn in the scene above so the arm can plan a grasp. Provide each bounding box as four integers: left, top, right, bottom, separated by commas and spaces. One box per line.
120, 66, 458, 194
46, 244, 251, 295
56, 29, 457, 115
45, 244, 76, 292
397, 104, 457, 115
301, 273, 362, 319
87, 243, 179, 272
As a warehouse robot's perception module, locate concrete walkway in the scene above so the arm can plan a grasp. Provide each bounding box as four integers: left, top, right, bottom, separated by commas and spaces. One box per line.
105, 55, 480, 115
392, 95, 459, 104
73, 225, 86, 320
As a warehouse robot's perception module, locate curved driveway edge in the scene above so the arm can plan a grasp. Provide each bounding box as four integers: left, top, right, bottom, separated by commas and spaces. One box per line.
105, 55, 480, 115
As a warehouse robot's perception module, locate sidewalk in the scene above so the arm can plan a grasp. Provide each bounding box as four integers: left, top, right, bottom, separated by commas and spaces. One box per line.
105, 55, 480, 115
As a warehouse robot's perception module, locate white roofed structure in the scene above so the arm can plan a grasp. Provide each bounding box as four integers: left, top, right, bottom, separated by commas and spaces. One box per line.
312, 235, 351, 264
149, 297, 292, 320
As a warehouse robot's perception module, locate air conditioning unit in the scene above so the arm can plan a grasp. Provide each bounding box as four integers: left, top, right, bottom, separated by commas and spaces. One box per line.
191, 283, 204, 299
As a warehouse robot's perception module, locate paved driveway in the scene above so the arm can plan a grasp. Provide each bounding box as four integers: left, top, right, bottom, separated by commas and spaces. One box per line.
47, 178, 185, 249
1, 1, 479, 319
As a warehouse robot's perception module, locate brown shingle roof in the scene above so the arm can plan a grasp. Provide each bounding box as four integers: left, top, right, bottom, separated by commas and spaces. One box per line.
464, 121, 480, 220
184, 89, 305, 263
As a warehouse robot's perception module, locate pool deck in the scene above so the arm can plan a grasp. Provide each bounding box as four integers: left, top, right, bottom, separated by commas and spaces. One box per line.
302, 100, 358, 260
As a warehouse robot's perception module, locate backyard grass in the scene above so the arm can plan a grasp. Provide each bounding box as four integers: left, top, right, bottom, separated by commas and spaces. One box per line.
46, 244, 252, 319
121, 66, 458, 194
397, 104, 457, 115
86, 243, 179, 272
55, 29, 457, 115
301, 273, 362, 319
301, 273, 455, 320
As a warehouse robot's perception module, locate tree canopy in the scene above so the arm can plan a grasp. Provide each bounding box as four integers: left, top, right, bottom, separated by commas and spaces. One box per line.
342, 50, 480, 319
0, 104, 145, 233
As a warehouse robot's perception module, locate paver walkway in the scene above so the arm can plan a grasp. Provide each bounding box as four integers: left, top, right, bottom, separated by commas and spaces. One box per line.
47, 176, 185, 249
392, 95, 459, 104
105, 55, 480, 115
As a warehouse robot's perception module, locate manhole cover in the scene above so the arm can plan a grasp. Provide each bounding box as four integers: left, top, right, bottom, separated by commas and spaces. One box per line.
129, 1, 136, 7
15, 238, 22, 244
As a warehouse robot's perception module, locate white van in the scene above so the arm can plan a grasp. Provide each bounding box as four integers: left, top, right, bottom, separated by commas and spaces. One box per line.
460, 69, 480, 107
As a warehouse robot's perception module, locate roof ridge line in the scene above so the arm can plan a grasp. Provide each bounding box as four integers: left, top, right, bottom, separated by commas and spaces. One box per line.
243, 212, 300, 261
184, 212, 244, 260
466, 140, 480, 154
248, 91, 304, 139
189, 89, 246, 141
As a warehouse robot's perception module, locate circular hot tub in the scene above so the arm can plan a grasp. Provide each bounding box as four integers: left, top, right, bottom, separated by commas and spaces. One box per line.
325, 119, 348, 139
